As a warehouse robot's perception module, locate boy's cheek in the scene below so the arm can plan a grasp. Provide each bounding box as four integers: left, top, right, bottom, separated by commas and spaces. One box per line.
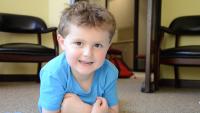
66, 49, 80, 61
97, 53, 107, 62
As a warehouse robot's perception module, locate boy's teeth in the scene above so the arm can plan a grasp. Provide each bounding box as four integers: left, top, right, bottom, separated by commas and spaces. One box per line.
79, 60, 93, 64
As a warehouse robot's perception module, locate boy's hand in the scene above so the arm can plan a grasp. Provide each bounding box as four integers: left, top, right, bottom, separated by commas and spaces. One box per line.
91, 97, 109, 113
61, 93, 92, 113
61, 93, 83, 113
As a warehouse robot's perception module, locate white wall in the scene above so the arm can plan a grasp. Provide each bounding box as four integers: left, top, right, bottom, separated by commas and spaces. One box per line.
49, 0, 68, 26
108, 0, 134, 29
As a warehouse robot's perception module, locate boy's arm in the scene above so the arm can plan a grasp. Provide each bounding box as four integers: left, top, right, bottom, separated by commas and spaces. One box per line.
61, 93, 92, 113
61, 100, 92, 113
78, 102, 93, 113
92, 97, 119, 113
42, 104, 92, 113
42, 108, 60, 113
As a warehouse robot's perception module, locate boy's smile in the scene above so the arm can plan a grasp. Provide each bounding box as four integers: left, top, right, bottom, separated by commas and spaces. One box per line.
58, 24, 111, 78
78, 59, 94, 65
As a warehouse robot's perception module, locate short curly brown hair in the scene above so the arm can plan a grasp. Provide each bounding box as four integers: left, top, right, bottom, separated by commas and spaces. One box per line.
57, 1, 116, 41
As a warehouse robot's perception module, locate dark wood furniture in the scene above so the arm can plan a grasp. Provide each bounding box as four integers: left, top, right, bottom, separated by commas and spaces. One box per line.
143, 0, 200, 92
133, 0, 139, 71
0, 13, 59, 81
155, 15, 200, 88
142, 0, 162, 93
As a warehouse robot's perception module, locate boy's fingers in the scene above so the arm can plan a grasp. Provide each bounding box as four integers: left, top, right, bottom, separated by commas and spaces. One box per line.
94, 98, 102, 106
98, 97, 108, 107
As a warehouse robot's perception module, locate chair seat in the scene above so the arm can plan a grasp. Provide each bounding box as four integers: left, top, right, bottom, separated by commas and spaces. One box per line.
0, 43, 55, 56
161, 46, 200, 58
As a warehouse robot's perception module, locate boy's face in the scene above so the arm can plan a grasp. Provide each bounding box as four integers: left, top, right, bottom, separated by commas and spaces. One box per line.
58, 24, 111, 77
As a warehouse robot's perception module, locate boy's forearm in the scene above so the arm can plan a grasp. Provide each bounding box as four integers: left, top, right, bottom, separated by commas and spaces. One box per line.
80, 102, 93, 113
61, 101, 92, 113
42, 108, 61, 113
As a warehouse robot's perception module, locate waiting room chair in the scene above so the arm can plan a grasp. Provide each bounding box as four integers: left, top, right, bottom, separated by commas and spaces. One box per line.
0, 13, 59, 82
155, 15, 200, 88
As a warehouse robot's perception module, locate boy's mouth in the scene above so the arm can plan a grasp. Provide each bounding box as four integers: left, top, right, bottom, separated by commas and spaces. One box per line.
78, 60, 94, 65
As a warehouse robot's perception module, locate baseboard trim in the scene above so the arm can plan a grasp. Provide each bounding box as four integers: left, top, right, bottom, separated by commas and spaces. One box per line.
0, 74, 38, 82
159, 79, 200, 88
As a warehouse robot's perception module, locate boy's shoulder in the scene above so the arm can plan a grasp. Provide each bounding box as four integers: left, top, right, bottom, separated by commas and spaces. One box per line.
39, 53, 69, 84
96, 59, 118, 89
97, 59, 119, 79
102, 59, 118, 73
40, 52, 68, 76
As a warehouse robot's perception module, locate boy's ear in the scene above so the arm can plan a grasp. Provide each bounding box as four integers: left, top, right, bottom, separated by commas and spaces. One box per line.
57, 34, 65, 50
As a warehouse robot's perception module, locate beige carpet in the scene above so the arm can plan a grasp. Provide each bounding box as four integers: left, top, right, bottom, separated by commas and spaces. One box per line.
0, 72, 200, 113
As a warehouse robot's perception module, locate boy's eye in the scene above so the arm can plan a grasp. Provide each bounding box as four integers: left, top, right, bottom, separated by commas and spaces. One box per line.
74, 42, 83, 46
94, 43, 103, 48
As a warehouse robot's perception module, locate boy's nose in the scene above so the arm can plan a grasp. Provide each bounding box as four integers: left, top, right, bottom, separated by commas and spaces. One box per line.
83, 46, 93, 57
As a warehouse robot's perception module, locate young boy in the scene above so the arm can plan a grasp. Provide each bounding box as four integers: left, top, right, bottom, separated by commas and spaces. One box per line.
38, 1, 119, 113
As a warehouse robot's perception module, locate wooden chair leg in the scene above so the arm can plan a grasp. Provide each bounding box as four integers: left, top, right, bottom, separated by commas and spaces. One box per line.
154, 59, 160, 90
174, 66, 180, 88
36, 62, 42, 82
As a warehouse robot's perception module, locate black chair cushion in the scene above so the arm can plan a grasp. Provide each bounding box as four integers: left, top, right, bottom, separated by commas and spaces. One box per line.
160, 46, 200, 58
0, 43, 55, 56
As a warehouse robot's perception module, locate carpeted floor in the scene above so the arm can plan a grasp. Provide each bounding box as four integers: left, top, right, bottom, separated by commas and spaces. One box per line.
0, 72, 200, 113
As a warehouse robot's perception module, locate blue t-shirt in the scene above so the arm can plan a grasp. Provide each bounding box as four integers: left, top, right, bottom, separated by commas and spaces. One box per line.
38, 52, 118, 112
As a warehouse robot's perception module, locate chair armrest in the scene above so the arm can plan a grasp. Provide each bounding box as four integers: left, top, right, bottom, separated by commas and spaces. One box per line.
160, 26, 175, 34
42, 27, 57, 33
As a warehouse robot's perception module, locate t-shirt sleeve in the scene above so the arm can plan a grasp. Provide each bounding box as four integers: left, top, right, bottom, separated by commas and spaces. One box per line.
38, 70, 65, 111
103, 62, 119, 107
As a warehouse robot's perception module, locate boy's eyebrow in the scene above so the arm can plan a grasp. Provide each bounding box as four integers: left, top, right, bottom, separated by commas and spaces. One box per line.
71, 38, 84, 42
71, 37, 108, 44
